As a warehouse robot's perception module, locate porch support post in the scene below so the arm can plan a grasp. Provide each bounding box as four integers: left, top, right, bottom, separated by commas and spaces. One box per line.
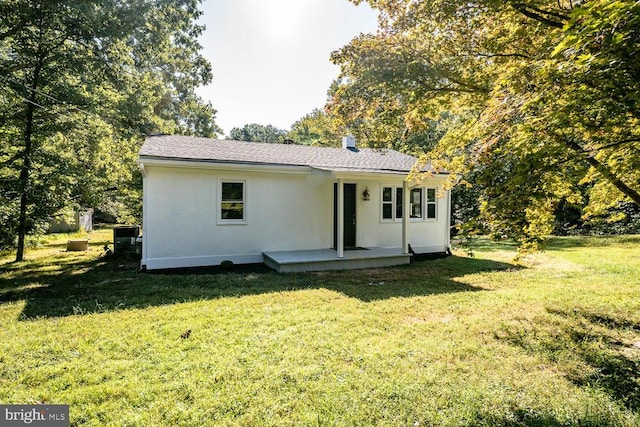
337, 178, 344, 258
446, 188, 452, 251
402, 180, 409, 254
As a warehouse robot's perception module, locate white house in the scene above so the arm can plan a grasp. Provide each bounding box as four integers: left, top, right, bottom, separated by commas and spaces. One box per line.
138, 134, 451, 272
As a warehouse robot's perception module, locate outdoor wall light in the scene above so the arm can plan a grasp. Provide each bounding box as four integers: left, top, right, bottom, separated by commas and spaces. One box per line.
362, 186, 370, 201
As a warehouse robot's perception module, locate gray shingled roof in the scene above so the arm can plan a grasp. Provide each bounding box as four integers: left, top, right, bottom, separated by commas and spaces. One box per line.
139, 134, 432, 174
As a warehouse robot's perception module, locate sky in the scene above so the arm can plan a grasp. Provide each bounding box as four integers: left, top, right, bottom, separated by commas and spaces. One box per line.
195, 0, 379, 137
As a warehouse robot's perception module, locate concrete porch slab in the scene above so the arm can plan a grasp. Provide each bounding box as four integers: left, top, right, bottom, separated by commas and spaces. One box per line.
262, 247, 411, 273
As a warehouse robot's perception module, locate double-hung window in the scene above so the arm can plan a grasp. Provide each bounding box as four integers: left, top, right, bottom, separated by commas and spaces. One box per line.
410, 187, 423, 218
425, 188, 437, 219
381, 186, 436, 221
219, 180, 246, 223
382, 187, 394, 219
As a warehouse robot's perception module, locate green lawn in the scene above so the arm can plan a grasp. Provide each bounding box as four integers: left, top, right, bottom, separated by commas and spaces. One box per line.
1, 230, 639, 426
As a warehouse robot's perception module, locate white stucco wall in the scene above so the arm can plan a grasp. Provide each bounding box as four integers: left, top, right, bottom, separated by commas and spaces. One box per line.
349, 178, 449, 253
141, 163, 450, 269
142, 165, 333, 269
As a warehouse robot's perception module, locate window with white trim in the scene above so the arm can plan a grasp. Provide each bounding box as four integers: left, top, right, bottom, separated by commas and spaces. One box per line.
381, 186, 436, 221
426, 188, 437, 219
382, 187, 393, 219
219, 180, 245, 223
396, 187, 404, 219
410, 188, 423, 218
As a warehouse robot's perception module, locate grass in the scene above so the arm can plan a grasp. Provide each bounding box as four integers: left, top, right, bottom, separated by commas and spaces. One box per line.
1, 229, 639, 426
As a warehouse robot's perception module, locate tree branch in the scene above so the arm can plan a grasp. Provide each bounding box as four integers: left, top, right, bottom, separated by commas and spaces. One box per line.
0, 20, 27, 41
512, 3, 568, 29
564, 138, 640, 206
415, 79, 487, 94
1, 152, 22, 167
469, 51, 531, 60
585, 138, 640, 152
523, 4, 570, 20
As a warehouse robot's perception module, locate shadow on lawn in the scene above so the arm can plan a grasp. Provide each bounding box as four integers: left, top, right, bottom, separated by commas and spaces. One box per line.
546, 235, 640, 250
474, 407, 620, 427
0, 254, 518, 319
498, 307, 640, 414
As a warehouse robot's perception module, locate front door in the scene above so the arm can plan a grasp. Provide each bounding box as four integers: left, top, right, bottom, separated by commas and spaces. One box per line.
333, 183, 357, 249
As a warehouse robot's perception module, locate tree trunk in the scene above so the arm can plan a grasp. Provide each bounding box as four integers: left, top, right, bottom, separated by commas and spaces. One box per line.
15, 65, 41, 262
564, 138, 640, 206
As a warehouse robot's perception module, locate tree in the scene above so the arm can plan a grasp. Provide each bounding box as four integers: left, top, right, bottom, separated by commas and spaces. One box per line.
228, 123, 287, 143
286, 108, 345, 147
331, 0, 640, 247
0, 0, 220, 260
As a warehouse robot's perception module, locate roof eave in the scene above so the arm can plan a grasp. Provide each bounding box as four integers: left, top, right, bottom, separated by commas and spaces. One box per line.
138, 156, 316, 175
318, 168, 448, 180
137, 155, 449, 179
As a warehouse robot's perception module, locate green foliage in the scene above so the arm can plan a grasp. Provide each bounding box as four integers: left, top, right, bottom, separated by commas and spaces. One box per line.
286, 108, 345, 147
1, 230, 640, 425
331, 0, 640, 248
228, 123, 287, 143
0, 0, 219, 256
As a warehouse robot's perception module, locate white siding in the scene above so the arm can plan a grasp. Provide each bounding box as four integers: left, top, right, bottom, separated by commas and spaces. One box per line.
141, 164, 449, 270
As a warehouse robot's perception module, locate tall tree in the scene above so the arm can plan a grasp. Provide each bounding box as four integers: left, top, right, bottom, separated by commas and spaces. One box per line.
330, 0, 640, 247
0, 0, 220, 259
287, 108, 345, 147
228, 123, 287, 143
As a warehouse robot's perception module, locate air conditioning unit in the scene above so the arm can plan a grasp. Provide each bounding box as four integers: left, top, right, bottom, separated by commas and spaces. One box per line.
113, 226, 140, 255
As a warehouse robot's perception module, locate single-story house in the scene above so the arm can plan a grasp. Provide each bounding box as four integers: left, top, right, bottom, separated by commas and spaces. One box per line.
138, 134, 451, 272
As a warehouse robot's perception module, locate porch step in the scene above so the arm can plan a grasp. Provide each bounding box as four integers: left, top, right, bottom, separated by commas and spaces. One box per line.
262, 248, 411, 273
